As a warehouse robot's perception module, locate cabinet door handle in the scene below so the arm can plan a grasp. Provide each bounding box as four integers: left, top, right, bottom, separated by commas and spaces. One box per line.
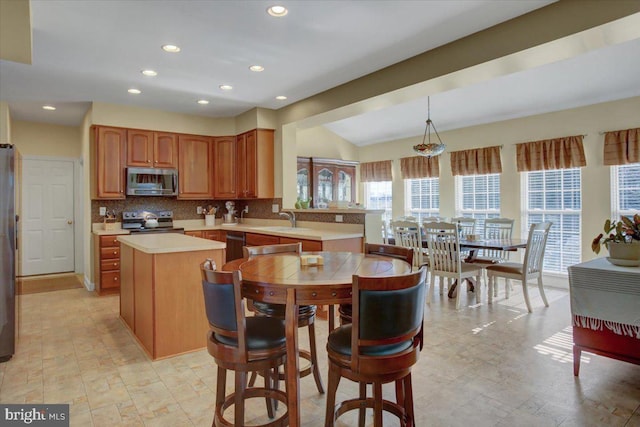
114, 277, 118, 281
113, 262, 117, 266
147, 160, 151, 163
113, 251, 117, 255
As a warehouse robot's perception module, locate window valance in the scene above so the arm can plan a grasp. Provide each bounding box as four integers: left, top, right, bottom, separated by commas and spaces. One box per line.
400, 155, 439, 179
450, 145, 502, 176
604, 127, 639, 165
360, 160, 392, 182
516, 135, 585, 172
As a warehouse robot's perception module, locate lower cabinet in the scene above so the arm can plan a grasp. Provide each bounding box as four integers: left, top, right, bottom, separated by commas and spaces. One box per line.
119, 244, 225, 360
94, 234, 125, 295
246, 233, 362, 253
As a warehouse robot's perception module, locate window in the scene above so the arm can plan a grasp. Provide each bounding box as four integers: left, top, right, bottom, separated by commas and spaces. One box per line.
612, 163, 640, 219
455, 173, 501, 235
364, 181, 392, 224
404, 178, 439, 222
523, 168, 581, 274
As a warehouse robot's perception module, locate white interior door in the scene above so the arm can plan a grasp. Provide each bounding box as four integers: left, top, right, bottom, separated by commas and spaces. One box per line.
21, 158, 75, 276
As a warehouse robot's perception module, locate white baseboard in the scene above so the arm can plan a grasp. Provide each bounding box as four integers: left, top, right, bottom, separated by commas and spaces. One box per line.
83, 275, 95, 291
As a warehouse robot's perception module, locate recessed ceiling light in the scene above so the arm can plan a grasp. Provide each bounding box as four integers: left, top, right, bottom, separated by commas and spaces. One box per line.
42, 105, 56, 111
275, 96, 287, 100
267, 5, 288, 17
128, 88, 141, 94
161, 44, 181, 53
249, 65, 264, 72
141, 69, 157, 77
219, 85, 233, 91
197, 99, 210, 105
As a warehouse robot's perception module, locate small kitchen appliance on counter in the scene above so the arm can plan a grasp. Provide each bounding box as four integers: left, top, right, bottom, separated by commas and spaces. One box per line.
122, 210, 184, 234
223, 201, 237, 224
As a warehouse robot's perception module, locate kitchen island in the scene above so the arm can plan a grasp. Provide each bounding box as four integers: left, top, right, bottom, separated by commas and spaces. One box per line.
117, 233, 226, 360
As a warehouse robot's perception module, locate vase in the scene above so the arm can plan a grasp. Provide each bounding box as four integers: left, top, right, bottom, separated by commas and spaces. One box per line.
606, 241, 640, 266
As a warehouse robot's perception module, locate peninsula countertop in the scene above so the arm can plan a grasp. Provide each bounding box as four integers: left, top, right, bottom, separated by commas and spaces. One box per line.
117, 233, 226, 254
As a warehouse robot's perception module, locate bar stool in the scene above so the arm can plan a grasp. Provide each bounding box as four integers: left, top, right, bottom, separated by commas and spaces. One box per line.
201, 261, 289, 427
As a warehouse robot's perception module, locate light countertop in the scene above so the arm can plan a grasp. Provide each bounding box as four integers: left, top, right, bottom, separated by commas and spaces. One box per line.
117, 233, 226, 254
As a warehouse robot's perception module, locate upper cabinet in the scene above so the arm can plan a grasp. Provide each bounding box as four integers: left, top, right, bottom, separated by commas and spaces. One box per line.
297, 157, 311, 201
92, 126, 126, 199
236, 129, 274, 199
297, 157, 357, 207
213, 136, 237, 199
127, 130, 177, 168
177, 134, 214, 199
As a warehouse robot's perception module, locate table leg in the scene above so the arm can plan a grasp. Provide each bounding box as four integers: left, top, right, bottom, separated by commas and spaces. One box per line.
285, 288, 300, 427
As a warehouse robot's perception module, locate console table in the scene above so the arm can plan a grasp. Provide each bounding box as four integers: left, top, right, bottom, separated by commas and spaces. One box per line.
568, 258, 640, 375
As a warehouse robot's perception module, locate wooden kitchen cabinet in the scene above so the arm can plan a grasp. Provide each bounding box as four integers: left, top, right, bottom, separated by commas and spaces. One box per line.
246, 232, 280, 247
279, 236, 323, 251
184, 231, 203, 238
297, 157, 311, 201
178, 134, 214, 199
236, 129, 274, 199
127, 130, 177, 168
213, 136, 237, 198
312, 158, 357, 207
94, 233, 125, 295
92, 126, 126, 199
204, 230, 226, 242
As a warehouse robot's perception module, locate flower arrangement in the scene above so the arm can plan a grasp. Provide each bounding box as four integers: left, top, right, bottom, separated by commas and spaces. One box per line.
591, 214, 640, 254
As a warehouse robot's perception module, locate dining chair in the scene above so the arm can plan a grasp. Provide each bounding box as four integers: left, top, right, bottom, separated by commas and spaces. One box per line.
468, 218, 515, 294
486, 221, 553, 313
201, 261, 289, 427
243, 243, 325, 394
450, 216, 477, 238
324, 267, 427, 427
338, 243, 414, 326
423, 221, 483, 309
390, 220, 425, 267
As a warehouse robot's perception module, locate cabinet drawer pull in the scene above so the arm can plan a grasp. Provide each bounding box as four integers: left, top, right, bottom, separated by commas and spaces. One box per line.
114, 277, 118, 281
113, 251, 117, 254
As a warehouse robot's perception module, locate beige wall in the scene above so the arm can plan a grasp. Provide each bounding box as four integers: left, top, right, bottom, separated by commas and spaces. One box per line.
297, 126, 358, 160
357, 96, 640, 263
11, 120, 81, 157
0, 101, 11, 143
91, 102, 235, 136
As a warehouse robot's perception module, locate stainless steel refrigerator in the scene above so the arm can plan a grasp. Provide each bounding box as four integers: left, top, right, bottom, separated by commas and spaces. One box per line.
0, 144, 16, 362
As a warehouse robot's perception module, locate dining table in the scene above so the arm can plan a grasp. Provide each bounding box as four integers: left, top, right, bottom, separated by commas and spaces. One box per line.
222, 251, 412, 427
448, 238, 529, 297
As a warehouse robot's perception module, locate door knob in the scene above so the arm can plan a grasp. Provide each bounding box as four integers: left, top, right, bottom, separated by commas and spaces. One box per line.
67, 220, 73, 225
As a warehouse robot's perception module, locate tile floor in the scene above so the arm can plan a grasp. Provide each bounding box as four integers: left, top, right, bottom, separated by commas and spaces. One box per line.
1, 282, 639, 426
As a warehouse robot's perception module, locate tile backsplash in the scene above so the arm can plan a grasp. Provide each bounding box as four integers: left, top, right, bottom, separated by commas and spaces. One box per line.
91, 198, 365, 224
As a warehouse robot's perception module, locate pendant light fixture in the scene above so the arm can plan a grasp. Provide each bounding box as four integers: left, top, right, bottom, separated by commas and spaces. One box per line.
413, 96, 445, 157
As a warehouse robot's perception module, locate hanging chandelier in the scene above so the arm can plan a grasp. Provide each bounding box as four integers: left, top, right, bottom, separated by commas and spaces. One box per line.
413, 96, 445, 157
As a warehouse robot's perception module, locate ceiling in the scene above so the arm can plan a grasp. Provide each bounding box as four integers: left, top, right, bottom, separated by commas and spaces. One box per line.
1, 1, 639, 147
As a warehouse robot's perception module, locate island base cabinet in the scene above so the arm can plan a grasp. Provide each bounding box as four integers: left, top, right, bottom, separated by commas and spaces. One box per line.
120, 246, 225, 360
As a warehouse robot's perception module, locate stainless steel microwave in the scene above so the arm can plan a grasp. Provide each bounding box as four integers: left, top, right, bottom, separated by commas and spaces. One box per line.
126, 167, 178, 196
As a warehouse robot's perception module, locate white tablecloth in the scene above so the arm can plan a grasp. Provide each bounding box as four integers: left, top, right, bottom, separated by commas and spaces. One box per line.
568, 258, 640, 338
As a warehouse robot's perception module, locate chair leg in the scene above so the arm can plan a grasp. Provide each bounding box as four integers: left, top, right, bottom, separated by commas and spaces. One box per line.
324, 363, 341, 427
522, 280, 533, 313
573, 346, 581, 376
493, 276, 498, 298
373, 381, 383, 427
475, 273, 482, 304
427, 274, 435, 303
308, 322, 325, 393
537, 275, 549, 307
248, 371, 257, 387
404, 374, 415, 427
215, 367, 226, 424
263, 369, 275, 419
455, 278, 462, 310
505, 278, 511, 299
487, 275, 494, 305
359, 382, 367, 427
234, 370, 247, 427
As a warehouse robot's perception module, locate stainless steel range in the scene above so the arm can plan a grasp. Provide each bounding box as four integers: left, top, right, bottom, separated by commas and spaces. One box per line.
122, 210, 184, 234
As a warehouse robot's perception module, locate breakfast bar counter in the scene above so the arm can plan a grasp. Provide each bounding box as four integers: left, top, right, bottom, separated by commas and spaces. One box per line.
117, 234, 226, 360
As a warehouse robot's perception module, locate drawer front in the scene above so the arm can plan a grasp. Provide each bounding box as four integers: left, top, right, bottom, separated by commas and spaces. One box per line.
100, 235, 121, 247
101, 259, 120, 271
101, 247, 120, 259
246, 233, 279, 246
185, 231, 204, 238
101, 271, 120, 289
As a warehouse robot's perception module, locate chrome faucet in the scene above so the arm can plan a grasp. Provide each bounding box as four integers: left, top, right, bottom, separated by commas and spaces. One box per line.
279, 210, 296, 228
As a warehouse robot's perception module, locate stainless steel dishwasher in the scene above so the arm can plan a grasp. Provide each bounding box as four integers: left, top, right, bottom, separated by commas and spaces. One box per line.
225, 230, 245, 262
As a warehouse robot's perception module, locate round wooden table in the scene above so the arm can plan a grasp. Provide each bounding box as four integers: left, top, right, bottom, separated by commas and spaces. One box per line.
222, 251, 412, 427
